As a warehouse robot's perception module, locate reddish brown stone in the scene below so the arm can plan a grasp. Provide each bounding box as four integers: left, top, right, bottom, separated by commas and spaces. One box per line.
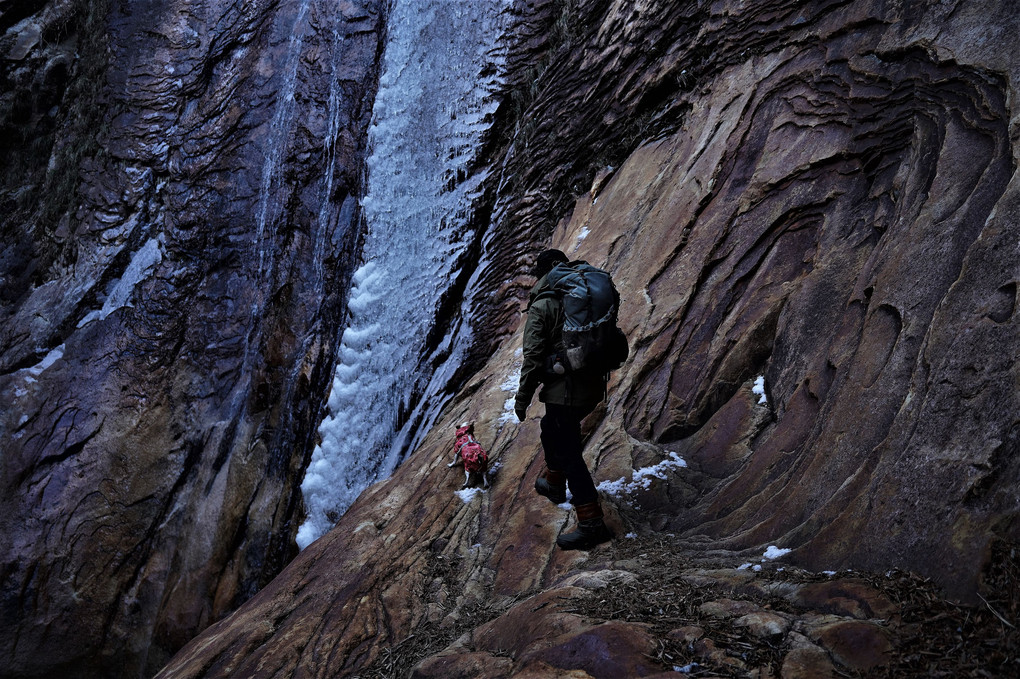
522, 621, 659, 678
667, 626, 705, 644
808, 620, 893, 671
4, 0, 1017, 677
787, 579, 898, 620
781, 633, 836, 679
733, 611, 791, 638
693, 637, 747, 670
699, 598, 763, 619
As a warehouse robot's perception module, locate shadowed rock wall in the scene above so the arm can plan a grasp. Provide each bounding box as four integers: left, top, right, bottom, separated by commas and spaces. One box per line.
157, 0, 1018, 676
0, 0, 385, 676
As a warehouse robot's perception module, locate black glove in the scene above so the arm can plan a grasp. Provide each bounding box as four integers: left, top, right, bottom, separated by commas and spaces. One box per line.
514, 400, 528, 422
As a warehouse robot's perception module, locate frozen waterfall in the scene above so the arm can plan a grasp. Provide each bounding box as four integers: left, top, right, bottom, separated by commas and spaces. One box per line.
297, 0, 511, 548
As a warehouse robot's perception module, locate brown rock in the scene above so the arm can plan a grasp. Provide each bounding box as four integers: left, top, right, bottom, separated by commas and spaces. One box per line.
682, 568, 758, 589
808, 620, 893, 671
667, 626, 705, 644
512, 663, 594, 679
781, 633, 836, 679
521, 621, 659, 678
3, 0, 1015, 676
733, 611, 792, 639
471, 587, 596, 658
693, 637, 746, 671
559, 569, 639, 590
786, 579, 898, 620
0, 3, 388, 675
699, 598, 763, 619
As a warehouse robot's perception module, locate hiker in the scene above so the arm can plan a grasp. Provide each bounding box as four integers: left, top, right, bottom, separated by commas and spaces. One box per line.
514, 248, 625, 550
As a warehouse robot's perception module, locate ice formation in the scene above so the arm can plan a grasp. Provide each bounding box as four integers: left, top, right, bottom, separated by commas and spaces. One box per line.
297, 0, 511, 548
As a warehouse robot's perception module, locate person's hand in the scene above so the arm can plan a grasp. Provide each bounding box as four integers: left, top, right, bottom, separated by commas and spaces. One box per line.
515, 402, 528, 421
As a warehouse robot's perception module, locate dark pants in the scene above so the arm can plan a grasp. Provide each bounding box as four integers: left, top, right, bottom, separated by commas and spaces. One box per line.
540, 402, 597, 506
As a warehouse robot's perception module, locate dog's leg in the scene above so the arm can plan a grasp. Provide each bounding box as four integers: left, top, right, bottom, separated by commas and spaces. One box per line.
482, 470, 491, 489
462, 469, 470, 489
448, 450, 461, 468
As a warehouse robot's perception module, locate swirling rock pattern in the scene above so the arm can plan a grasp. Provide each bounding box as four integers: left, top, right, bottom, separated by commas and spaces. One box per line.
157, 1, 1019, 676
0, 1, 384, 676
3, 0, 1019, 676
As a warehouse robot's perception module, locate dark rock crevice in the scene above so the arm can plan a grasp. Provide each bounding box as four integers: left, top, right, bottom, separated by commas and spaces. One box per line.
0, 1, 389, 676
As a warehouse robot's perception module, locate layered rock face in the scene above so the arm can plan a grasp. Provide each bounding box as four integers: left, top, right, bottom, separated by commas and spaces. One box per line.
1, 1, 384, 676
4, 0, 1019, 677
157, 0, 1019, 676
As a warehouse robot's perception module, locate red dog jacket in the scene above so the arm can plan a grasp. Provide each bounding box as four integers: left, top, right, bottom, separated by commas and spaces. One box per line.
454, 424, 488, 473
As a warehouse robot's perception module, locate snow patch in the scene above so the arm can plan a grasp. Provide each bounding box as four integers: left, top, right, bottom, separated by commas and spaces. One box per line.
19, 344, 66, 386
498, 397, 517, 425
456, 487, 483, 503
763, 545, 791, 560
77, 236, 165, 328
752, 375, 767, 404
498, 362, 522, 426
572, 226, 590, 252
597, 451, 687, 498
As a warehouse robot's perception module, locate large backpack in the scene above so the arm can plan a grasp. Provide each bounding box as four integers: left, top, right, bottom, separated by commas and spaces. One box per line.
542, 261, 629, 373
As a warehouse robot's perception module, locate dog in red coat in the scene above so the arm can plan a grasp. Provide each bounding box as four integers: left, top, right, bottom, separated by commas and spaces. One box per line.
448, 422, 491, 489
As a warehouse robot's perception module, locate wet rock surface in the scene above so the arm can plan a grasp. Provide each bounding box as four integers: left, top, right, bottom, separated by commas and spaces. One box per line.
0, 0, 385, 676
2, 0, 1020, 677
158, 0, 1019, 676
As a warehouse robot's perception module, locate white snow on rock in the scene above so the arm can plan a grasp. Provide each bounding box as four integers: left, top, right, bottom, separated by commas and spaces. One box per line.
597, 451, 688, 498
77, 236, 165, 328
498, 358, 523, 426
763, 545, 792, 560
752, 375, 767, 404
572, 226, 591, 252
18, 344, 66, 386
455, 487, 483, 503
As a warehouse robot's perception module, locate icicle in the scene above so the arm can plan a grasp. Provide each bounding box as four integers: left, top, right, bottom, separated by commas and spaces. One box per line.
297, 0, 511, 549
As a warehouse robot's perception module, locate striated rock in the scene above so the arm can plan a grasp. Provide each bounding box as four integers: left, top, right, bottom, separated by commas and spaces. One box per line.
157, 0, 1019, 675
0, 0, 386, 676
3, 0, 1020, 676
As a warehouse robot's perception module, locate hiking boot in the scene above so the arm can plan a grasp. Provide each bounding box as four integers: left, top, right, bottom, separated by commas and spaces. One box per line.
535, 468, 567, 505
556, 501, 613, 550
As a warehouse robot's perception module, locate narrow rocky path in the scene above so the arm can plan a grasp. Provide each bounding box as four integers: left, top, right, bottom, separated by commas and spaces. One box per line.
362, 534, 1018, 678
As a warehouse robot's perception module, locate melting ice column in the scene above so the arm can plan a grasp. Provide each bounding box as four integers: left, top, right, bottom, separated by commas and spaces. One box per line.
297, 0, 510, 548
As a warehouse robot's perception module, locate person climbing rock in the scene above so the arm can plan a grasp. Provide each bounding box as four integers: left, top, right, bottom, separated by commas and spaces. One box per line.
515, 248, 626, 550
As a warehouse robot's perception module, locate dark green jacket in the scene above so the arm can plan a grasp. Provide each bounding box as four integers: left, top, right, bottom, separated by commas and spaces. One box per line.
515, 274, 607, 411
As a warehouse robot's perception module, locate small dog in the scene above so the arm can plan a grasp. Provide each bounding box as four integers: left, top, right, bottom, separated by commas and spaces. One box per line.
448, 422, 491, 489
